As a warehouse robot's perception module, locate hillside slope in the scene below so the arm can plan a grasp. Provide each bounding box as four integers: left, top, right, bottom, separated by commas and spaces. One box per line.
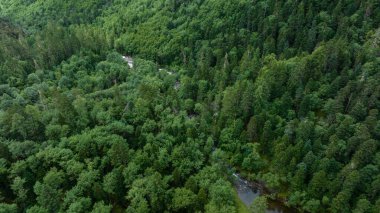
0, 1, 379, 212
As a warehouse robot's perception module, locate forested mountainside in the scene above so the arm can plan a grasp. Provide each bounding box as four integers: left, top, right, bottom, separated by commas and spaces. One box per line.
0, 0, 379, 212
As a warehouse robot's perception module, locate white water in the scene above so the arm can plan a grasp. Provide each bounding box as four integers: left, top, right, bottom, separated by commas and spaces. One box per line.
232, 173, 295, 213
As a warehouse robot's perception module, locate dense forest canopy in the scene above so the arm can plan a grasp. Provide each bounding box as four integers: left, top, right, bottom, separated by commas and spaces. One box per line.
0, 0, 379, 212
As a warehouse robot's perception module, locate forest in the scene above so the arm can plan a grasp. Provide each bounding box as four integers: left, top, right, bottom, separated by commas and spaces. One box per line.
0, 0, 379, 212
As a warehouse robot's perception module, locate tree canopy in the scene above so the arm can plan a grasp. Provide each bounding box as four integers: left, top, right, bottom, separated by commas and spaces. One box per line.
0, 0, 379, 212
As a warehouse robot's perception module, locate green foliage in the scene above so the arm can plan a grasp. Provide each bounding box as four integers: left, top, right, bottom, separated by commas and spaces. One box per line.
0, 0, 379, 212
0, 203, 17, 213
171, 188, 197, 212
249, 196, 267, 213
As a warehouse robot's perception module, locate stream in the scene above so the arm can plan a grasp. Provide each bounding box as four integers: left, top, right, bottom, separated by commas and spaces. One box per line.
232, 173, 297, 213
